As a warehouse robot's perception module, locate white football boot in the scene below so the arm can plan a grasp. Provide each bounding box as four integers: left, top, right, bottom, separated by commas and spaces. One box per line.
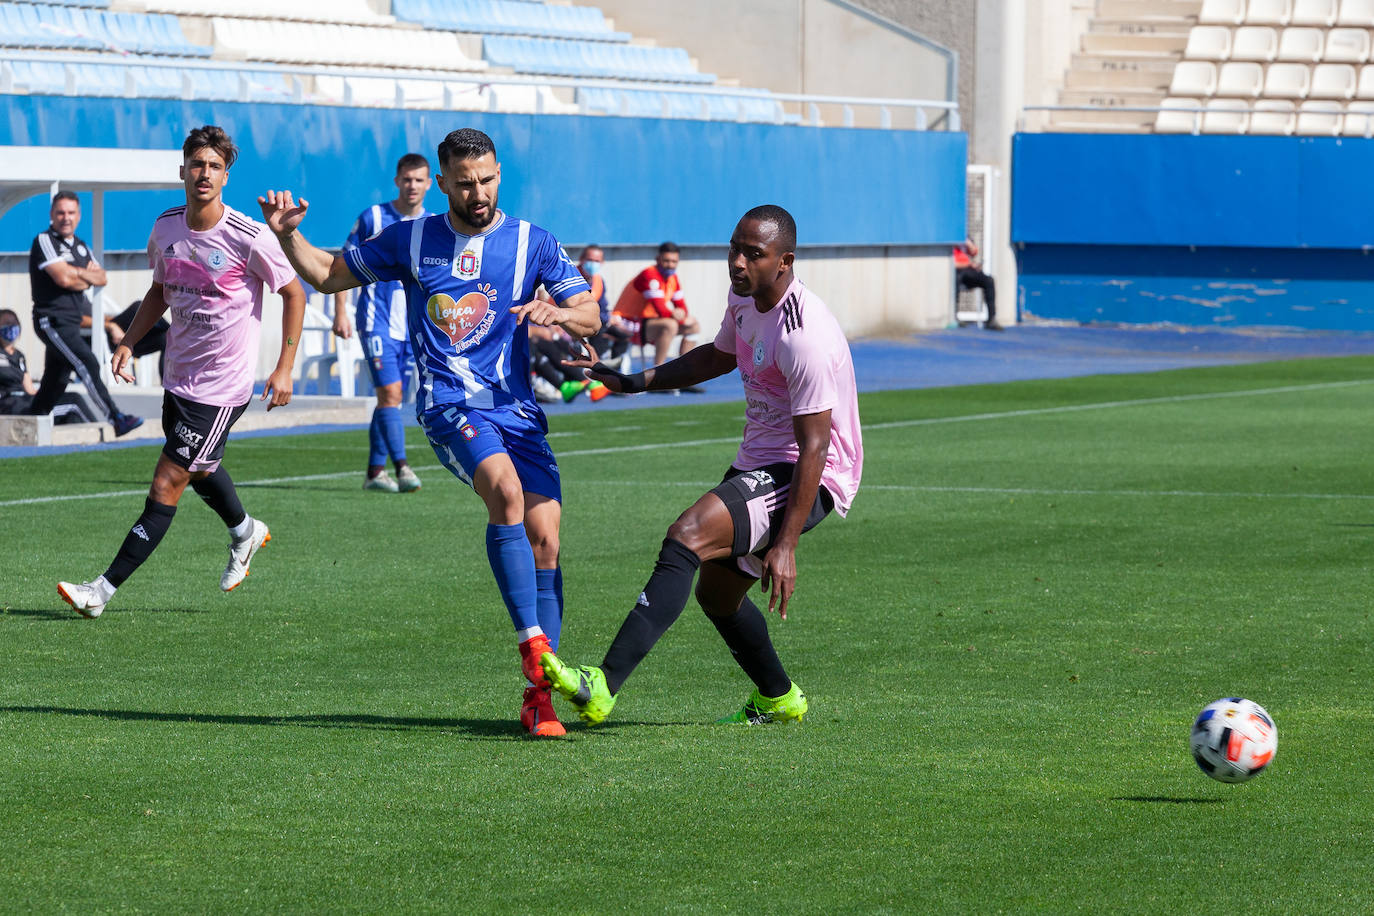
221, 518, 271, 592
57, 579, 112, 618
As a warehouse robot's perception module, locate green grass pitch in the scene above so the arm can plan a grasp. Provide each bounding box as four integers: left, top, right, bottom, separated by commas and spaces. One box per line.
3, 357, 1372, 912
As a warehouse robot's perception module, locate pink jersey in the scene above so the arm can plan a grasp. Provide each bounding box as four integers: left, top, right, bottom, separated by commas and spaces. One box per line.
713, 277, 863, 515
148, 204, 296, 406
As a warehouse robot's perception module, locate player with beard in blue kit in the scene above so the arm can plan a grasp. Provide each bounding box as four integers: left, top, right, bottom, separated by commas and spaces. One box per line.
259, 129, 601, 737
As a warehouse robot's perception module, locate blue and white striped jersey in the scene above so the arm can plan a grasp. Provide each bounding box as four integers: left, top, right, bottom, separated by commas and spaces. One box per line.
343, 201, 431, 342
342, 209, 589, 414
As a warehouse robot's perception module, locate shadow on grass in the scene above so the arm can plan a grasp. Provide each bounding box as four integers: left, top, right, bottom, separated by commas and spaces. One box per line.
0, 704, 524, 739
2, 607, 207, 620
1110, 796, 1225, 805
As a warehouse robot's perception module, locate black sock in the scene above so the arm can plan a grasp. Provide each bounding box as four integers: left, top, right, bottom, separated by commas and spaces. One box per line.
103, 498, 176, 588
600, 538, 700, 694
190, 467, 246, 530
707, 596, 791, 698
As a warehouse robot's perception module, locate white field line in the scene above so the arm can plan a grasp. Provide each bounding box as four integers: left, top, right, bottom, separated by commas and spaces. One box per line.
4, 379, 1369, 509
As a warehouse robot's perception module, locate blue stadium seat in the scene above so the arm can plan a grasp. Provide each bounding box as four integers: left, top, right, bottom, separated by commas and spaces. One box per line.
28, 4, 104, 50
483, 35, 714, 82
392, 0, 630, 41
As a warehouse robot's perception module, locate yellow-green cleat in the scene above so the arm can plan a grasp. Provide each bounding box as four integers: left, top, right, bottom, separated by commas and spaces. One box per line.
541, 652, 617, 725
717, 682, 808, 725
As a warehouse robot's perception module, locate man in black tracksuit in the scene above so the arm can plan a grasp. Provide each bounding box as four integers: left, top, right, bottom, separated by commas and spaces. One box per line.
27, 191, 142, 435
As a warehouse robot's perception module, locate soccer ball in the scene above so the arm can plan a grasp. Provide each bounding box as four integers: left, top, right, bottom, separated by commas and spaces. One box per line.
1189, 697, 1277, 784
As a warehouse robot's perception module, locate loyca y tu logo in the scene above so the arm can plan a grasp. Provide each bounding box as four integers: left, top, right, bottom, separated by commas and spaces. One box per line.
427, 282, 498, 348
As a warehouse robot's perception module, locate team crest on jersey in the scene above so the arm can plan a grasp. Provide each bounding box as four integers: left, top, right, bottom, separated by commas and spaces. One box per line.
75, 243, 87, 257
460, 424, 477, 440
204, 249, 227, 271
427, 283, 498, 350
753, 342, 766, 367
456, 248, 480, 278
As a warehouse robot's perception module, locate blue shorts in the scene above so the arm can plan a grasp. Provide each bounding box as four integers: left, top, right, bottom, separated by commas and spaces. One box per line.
361, 330, 412, 390
420, 403, 562, 502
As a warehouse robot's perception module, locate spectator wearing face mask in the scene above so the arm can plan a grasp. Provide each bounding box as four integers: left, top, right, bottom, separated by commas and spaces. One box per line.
0, 308, 93, 423
613, 242, 703, 389
580, 244, 633, 372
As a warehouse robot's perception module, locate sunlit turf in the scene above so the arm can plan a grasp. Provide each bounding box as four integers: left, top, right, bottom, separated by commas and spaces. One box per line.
3, 357, 1372, 911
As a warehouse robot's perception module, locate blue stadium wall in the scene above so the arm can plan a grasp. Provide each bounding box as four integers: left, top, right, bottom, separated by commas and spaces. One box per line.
1012, 132, 1374, 331
0, 96, 966, 253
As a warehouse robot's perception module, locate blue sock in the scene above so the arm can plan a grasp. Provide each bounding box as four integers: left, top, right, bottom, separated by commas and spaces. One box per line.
486, 523, 540, 633
536, 567, 563, 650
368, 408, 387, 467
379, 405, 407, 464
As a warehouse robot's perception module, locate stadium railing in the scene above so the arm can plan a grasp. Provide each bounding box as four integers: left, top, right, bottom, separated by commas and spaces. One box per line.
0, 49, 960, 129
1020, 102, 1374, 136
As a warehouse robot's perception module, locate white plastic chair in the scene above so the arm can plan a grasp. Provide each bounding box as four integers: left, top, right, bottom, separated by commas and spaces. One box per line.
1154, 98, 1202, 132
1337, 0, 1374, 25
1170, 61, 1219, 96
1264, 61, 1312, 96
1217, 61, 1265, 95
1296, 99, 1344, 132
1341, 99, 1374, 133
1291, 0, 1339, 23
1249, 99, 1297, 131
1310, 63, 1358, 97
1246, 0, 1293, 22
1231, 26, 1280, 60
1358, 63, 1374, 96
1200, 0, 1248, 23
1325, 28, 1371, 62
1277, 27, 1324, 60
1185, 26, 1233, 60
1203, 98, 1251, 131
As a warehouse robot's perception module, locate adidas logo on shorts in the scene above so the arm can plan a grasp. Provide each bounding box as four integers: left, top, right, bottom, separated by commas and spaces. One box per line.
177, 446, 191, 459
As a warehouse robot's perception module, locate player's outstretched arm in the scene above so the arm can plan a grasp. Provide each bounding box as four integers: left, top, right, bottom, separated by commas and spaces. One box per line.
262, 277, 307, 411
509, 290, 601, 339
111, 282, 170, 383
258, 189, 360, 295
759, 409, 832, 619
563, 339, 734, 393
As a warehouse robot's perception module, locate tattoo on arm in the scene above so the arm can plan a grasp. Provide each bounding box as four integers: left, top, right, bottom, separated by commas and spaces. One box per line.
286, 337, 295, 347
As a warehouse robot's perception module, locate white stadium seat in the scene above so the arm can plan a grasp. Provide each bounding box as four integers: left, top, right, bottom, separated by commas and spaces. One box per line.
1264, 61, 1312, 95
1170, 61, 1219, 96
1216, 61, 1265, 95
1185, 26, 1234, 60
1203, 97, 1251, 131
210, 17, 486, 70
1277, 27, 1323, 60
1341, 99, 1374, 133
1296, 99, 1343, 132
1231, 26, 1280, 60
1291, 0, 1339, 23
1324, 28, 1371, 62
142, 0, 393, 26
1357, 63, 1374, 95
1154, 98, 1202, 132
1246, 0, 1293, 22
1249, 99, 1297, 132
1337, 0, 1374, 24
1310, 62, 1358, 96
1200, 0, 1248, 23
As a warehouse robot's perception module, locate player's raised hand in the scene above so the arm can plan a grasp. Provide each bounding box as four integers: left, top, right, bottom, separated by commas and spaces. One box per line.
257, 189, 309, 236
509, 298, 563, 328
111, 344, 136, 384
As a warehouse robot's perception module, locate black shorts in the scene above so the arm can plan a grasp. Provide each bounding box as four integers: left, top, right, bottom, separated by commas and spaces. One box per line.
161, 391, 248, 472
710, 461, 835, 579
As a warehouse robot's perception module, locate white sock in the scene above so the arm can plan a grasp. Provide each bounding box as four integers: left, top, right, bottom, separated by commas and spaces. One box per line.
229, 516, 254, 541
93, 575, 116, 602
515, 626, 544, 644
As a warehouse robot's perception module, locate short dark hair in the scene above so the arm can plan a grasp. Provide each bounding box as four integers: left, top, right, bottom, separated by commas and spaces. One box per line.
396, 152, 430, 175
50, 190, 79, 208
183, 124, 238, 169
580, 244, 603, 258
657, 241, 680, 255
742, 204, 797, 252
0, 308, 19, 325
436, 128, 496, 169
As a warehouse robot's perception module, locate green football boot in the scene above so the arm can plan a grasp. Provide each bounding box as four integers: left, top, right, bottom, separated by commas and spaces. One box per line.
541, 652, 617, 725
717, 682, 808, 725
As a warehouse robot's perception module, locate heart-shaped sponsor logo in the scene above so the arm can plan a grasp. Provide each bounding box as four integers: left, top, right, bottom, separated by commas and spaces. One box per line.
427, 291, 491, 345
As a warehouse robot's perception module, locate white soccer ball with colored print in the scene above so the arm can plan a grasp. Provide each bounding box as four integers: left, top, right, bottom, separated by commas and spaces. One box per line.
1189, 697, 1277, 784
